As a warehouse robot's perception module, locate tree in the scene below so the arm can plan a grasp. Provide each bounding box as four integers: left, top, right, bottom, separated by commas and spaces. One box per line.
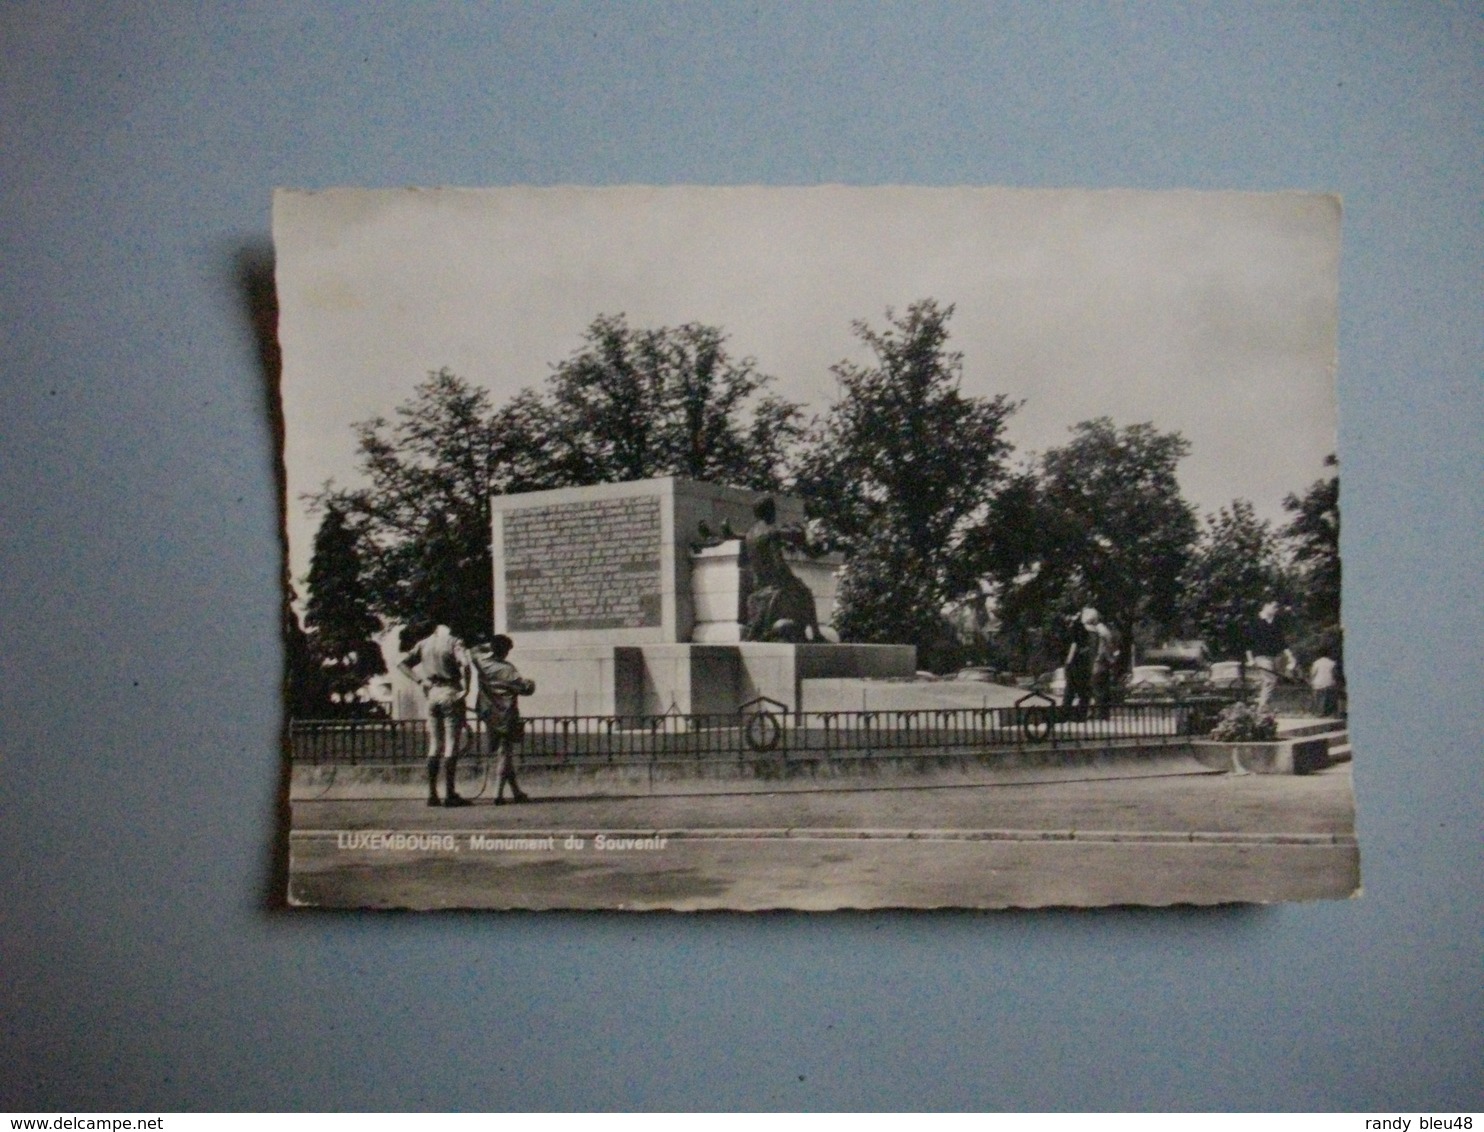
283, 590, 330, 719
986, 419, 1198, 675
542, 315, 805, 491
797, 300, 1019, 658
321, 326, 805, 643
830, 528, 946, 653
1180, 499, 1285, 662
1282, 454, 1342, 662
303, 504, 386, 713
320, 368, 551, 643
964, 469, 1069, 675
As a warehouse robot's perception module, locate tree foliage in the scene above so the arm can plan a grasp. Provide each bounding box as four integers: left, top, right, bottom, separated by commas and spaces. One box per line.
303, 504, 386, 712
283, 595, 330, 719
319, 368, 550, 642
542, 315, 804, 491
829, 530, 946, 653
797, 301, 1018, 658
1282, 454, 1342, 661
306, 310, 1331, 687
1180, 499, 1285, 662
983, 419, 1198, 674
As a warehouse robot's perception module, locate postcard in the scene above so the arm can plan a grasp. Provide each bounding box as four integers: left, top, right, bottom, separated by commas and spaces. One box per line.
274, 186, 1355, 909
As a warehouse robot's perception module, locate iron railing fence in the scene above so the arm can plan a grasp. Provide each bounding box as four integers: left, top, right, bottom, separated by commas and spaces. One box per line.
290, 698, 1216, 770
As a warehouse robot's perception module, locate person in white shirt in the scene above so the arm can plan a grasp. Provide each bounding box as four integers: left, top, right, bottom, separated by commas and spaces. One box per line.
1245, 601, 1296, 712
398, 624, 473, 807
1310, 654, 1340, 717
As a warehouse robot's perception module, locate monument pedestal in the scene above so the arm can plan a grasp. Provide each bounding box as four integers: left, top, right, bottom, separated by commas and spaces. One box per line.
488, 476, 914, 718
518, 642, 916, 718
730, 642, 916, 714
509, 645, 643, 718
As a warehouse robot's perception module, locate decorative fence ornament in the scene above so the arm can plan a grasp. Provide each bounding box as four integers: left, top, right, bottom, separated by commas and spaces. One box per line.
1015, 689, 1059, 744
739, 695, 790, 754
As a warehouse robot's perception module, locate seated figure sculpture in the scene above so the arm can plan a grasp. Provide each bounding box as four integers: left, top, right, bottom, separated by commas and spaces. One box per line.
738, 497, 822, 643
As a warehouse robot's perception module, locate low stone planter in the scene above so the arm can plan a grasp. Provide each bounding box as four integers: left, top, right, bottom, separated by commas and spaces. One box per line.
1191, 737, 1331, 775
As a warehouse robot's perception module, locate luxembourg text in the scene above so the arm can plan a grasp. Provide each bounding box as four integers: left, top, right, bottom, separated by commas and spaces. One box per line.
334, 832, 669, 852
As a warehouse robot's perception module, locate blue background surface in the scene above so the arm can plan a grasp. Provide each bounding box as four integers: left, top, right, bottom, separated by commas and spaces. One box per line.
1, 2, 1480, 1111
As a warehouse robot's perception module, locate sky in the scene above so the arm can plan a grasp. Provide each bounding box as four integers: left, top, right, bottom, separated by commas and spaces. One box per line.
274, 186, 1340, 585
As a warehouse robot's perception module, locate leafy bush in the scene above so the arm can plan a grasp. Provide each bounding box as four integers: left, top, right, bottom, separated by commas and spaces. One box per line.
1208, 701, 1278, 742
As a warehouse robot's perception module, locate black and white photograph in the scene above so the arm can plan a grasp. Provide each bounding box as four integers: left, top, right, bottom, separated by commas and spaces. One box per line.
275, 185, 1355, 910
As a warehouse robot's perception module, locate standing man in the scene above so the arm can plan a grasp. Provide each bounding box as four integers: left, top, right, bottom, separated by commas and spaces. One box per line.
1245, 600, 1296, 713
398, 623, 473, 807
1087, 609, 1119, 721
468, 633, 537, 805
1062, 610, 1095, 721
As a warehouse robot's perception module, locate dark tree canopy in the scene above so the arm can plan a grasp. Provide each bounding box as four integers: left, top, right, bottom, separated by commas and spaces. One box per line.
797, 300, 1018, 660
1282, 454, 1342, 661
1040, 419, 1197, 648
319, 368, 550, 643
542, 315, 804, 492
829, 529, 946, 653
983, 419, 1198, 675
1180, 499, 1286, 662
283, 594, 330, 719
303, 504, 386, 712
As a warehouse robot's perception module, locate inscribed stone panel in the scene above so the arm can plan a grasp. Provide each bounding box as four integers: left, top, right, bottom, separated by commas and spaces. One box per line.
503, 496, 663, 631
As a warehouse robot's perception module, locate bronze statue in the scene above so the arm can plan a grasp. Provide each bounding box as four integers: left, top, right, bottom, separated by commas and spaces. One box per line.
737, 497, 822, 643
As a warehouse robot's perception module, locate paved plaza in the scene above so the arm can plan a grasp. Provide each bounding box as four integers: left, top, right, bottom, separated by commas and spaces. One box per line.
288, 762, 1359, 910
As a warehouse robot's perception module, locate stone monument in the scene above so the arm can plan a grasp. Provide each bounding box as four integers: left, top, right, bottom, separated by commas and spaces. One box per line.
489, 477, 915, 717
737, 495, 822, 643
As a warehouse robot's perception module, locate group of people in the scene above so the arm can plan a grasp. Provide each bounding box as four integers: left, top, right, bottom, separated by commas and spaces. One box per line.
1245, 599, 1342, 716
1060, 598, 1342, 718
397, 625, 535, 807
1061, 606, 1119, 720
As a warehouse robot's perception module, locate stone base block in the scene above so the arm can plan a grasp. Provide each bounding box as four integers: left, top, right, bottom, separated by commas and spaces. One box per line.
734, 643, 915, 712
690, 622, 743, 644
633, 644, 747, 717
801, 678, 1025, 713
1191, 738, 1333, 775
515, 642, 917, 718
514, 646, 643, 718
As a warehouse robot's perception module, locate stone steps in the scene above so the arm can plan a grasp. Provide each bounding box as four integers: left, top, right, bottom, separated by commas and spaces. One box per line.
1277, 717, 1346, 739
1277, 718, 1351, 764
